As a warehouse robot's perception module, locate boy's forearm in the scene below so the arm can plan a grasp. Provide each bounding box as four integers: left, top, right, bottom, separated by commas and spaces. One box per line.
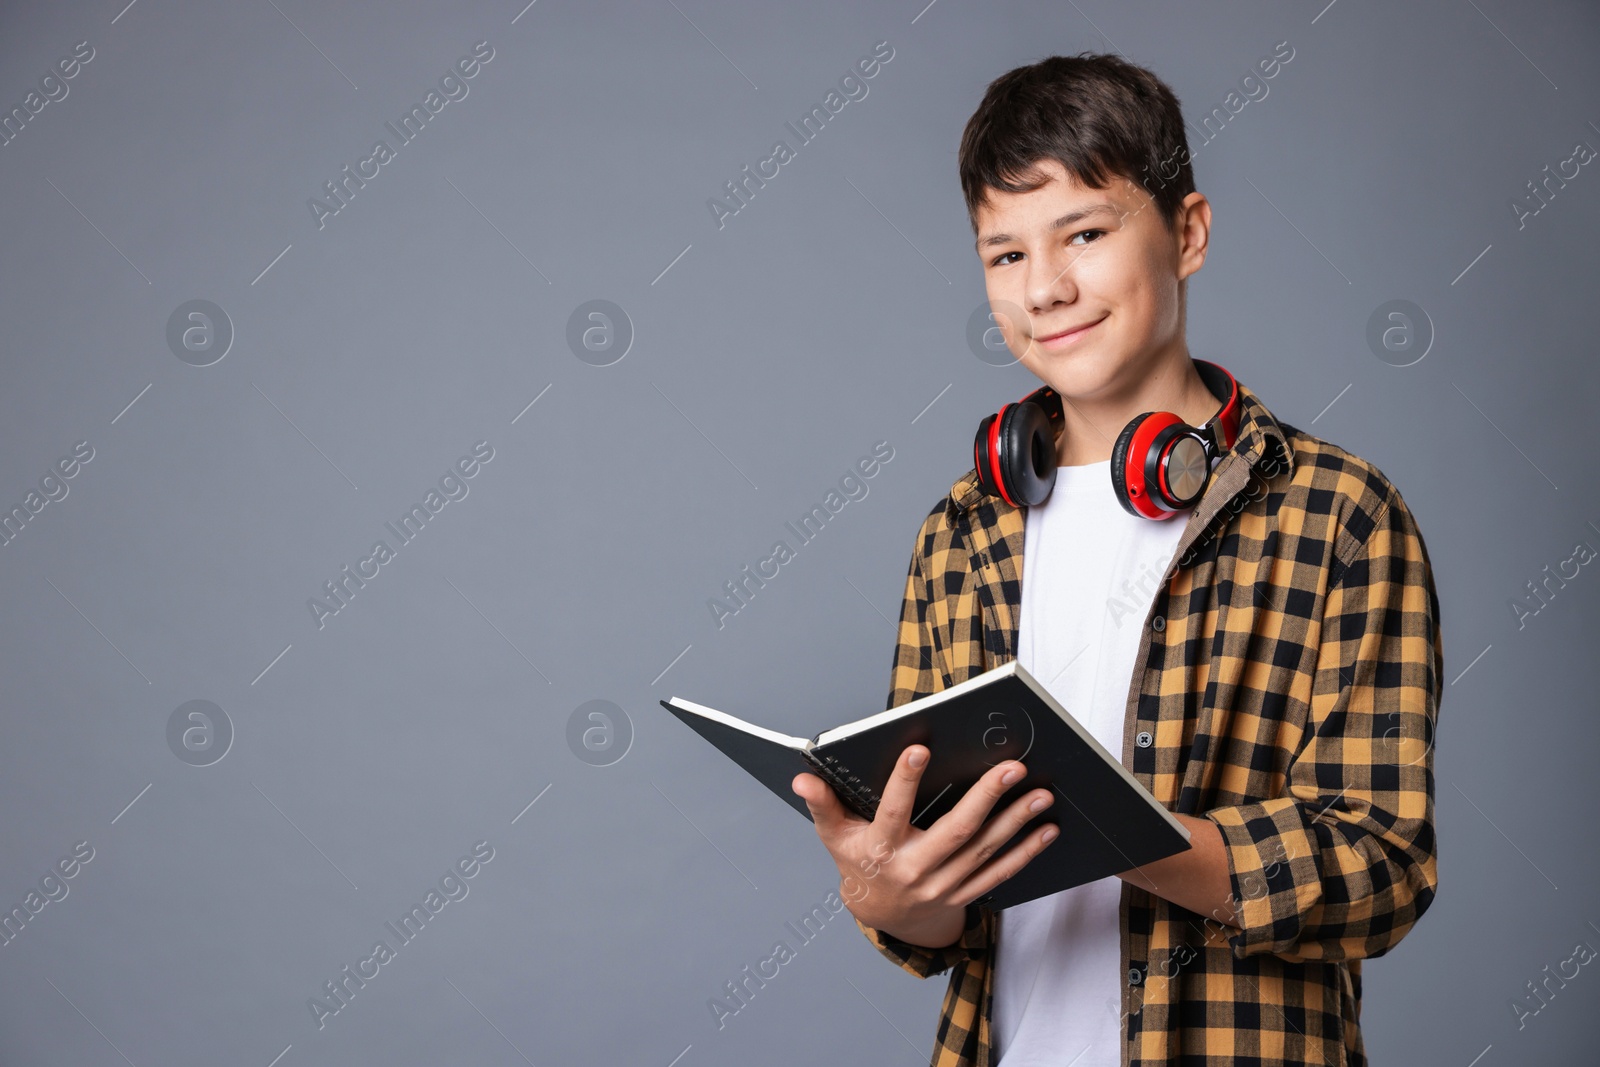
1115, 813, 1240, 928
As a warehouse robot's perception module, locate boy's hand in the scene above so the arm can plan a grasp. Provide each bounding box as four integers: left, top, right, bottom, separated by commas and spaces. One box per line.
791, 743, 1058, 950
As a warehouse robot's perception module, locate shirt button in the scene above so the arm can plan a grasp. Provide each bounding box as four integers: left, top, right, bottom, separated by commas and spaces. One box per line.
1135, 731, 1153, 748
1151, 615, 1166, 632
1128, 967, 1143, 986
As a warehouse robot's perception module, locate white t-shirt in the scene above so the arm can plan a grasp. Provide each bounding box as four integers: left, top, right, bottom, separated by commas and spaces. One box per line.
993, 459, 1188, 1066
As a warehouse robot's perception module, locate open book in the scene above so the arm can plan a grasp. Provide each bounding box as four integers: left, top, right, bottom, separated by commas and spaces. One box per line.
659, 659, 1191, 910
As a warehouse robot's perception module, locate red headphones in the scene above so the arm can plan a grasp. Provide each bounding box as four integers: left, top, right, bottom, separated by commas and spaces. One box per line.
972, 360, 1241, 518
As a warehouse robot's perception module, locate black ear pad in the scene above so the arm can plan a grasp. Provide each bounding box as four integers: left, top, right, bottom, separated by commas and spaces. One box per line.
1109, 412, 1150, 517
997, 399, 1056, 507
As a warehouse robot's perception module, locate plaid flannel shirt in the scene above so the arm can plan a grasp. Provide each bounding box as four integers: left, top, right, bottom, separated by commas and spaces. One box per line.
854, 376, 1442, 1067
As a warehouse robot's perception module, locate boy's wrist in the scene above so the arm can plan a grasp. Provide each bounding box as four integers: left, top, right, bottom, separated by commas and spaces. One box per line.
859, 902, 967, 952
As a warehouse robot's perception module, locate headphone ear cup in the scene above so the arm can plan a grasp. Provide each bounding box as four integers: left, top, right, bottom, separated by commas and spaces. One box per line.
997, 400, 1056, 507
1109, 413, 1150, 517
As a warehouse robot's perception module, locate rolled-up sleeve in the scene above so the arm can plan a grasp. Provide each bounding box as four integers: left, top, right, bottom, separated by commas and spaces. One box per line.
1205, 488, 1442, 962
855, 903, 994, 978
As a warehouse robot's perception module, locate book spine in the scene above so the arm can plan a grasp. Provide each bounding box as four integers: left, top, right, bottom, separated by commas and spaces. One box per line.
800, 749, 883, 820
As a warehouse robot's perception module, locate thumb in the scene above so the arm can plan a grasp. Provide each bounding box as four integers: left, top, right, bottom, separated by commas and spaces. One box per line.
792, 771, 849, 834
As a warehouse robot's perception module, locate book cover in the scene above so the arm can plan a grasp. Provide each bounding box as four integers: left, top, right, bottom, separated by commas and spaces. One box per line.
660, 660, 1190, 909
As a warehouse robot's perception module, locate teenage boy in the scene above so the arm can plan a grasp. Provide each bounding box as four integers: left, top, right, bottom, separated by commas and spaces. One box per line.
792, 54, 1441, 1066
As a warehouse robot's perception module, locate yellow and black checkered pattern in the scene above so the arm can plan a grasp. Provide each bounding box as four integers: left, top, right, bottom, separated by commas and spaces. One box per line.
854, 379, 1442, 1067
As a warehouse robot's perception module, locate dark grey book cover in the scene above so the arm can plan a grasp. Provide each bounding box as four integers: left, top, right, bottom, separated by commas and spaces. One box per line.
660, 660, 1191, 909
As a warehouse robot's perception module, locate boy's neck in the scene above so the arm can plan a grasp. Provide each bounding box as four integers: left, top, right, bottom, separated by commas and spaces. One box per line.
1051, 347, 1222, 467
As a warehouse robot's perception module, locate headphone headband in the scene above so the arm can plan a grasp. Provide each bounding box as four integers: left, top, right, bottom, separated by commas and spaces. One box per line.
1023, 383, 1063, 425
1193, 359, 1241, 457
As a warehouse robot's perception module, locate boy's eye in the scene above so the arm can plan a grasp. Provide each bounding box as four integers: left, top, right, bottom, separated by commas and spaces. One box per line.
989, 229, 1107, 267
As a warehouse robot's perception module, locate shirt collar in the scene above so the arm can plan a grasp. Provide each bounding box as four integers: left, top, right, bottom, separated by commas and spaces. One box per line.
945, 373, 1295, 519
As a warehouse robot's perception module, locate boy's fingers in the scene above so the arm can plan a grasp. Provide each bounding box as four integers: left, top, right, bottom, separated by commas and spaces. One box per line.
870, 744, 930, 839
923, 759, 1027, 862
949, 822, 1061, 907
940, 787, 1054, 887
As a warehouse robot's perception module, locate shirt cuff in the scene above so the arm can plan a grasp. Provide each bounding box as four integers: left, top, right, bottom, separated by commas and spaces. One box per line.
1204, 799, 1323, 958
853, 903, 993, 978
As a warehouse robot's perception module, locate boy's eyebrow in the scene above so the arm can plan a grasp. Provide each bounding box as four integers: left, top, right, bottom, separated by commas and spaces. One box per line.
975, 201, 1122, 252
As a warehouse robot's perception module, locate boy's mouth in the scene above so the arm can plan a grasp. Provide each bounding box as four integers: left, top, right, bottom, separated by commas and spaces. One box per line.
1034, 315, 1106, 347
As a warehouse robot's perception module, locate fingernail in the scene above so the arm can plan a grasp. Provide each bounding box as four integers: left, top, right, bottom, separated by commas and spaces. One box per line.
1000, 766, 1022, 786
908, 749, 927, 769
1029, 795, 1050, 813
1041, 826, 1059, 844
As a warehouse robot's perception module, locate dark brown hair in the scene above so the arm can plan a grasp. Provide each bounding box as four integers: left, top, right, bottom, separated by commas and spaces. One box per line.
958, 53, 1194, 236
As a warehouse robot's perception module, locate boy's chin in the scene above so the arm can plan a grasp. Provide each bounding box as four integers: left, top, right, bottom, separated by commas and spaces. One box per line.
1024, 344, 1127, 398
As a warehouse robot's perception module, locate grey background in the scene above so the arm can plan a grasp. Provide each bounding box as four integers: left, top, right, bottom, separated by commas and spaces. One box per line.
1, 0, 1596, 1064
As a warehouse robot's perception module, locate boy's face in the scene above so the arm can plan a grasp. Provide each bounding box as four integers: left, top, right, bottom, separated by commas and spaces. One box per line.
973, 158, 1207, 403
